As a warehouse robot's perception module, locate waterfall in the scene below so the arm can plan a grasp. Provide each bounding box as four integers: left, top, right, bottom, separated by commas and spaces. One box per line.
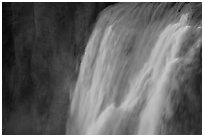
66, 3, 202, 135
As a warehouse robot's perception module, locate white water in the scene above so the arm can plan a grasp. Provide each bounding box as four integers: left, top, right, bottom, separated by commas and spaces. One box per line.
67, 7, 201, 134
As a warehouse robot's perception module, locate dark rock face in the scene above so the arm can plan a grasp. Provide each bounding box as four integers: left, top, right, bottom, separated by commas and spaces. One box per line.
2, 2, 115, 134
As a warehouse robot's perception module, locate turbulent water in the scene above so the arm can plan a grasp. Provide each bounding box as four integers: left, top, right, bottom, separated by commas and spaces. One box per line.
66, 3, 202, 135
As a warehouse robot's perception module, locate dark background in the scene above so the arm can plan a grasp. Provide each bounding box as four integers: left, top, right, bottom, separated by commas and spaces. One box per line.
2, 2, 115, 134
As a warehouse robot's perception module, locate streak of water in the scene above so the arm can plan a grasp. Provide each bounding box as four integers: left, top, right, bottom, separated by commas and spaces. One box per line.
67, 3, 201, 135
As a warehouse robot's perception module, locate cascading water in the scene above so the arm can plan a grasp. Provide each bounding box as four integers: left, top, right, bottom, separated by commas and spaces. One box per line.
66, 3, 202, 135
